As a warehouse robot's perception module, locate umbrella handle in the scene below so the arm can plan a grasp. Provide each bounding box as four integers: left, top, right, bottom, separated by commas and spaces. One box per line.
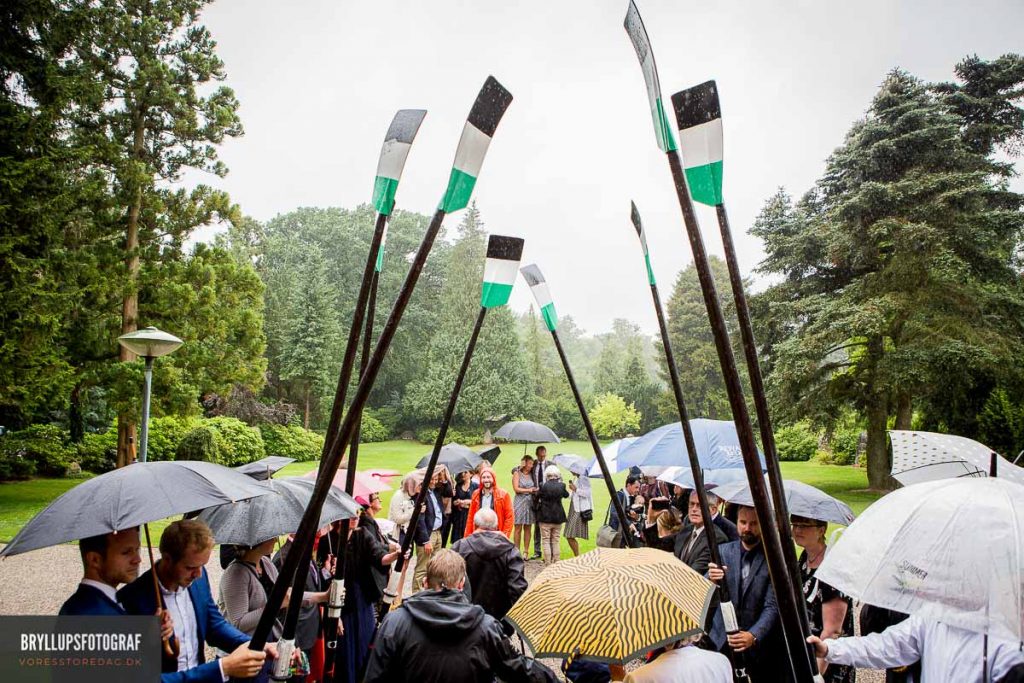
144, 523, 179, 659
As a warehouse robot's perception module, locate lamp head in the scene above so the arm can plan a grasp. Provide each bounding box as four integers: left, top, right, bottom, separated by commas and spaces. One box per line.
117, 326, 183, 358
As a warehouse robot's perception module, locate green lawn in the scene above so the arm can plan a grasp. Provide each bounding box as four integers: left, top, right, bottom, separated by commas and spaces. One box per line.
0, 439, 883, 559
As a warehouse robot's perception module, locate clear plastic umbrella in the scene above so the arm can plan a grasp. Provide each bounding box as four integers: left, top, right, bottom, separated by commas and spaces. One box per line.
816, 478, 1024, 642
888, 430, 1024, 487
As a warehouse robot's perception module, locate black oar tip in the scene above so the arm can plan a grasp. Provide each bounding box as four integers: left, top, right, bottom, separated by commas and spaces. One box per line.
470, 76, 514, 137
487, 234, 525, 261
671, 80, 721, 128
630, 201, 643, 235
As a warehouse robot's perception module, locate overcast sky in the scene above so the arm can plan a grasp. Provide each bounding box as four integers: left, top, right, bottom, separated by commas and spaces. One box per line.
192, 0, 1024, 335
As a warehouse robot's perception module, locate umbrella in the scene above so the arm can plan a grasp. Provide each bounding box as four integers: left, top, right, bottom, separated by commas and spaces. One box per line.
364, 468, 402, 481
477, 445, 501, 465
617, 419, 766, 473
553, 454, 593, 477
301, 468, 392, 500
656, 465, 757, 490
588, 437, 638, 477
816, 478, 1024, 642
198, 477, 360, 546
415, 443, 484, 474
505, 547, 715, 663
233, 456, 296, 481
494, 420, 559, 454
888, 430, 1024, 487
712, 478, 855, 526
0, 461, 272, 557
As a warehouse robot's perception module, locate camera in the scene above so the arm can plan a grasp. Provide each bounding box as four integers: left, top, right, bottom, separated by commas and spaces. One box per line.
651, 498, 670, 511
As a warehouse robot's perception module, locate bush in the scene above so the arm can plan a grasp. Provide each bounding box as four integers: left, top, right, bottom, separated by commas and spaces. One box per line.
259, 424, 324, 462
0, 424, 75, 477
367, 407, 399, 437
358, 413, 389, 443
146, 416, 198, 462
416, 425, 482, 446
0, 452, 36, 480
76, 430, 118, 474
205, 417, 265, 467
590, 393, 641, 440
826, 427, 861, 466
775, 422, 819, 462
176, 426, 221, 463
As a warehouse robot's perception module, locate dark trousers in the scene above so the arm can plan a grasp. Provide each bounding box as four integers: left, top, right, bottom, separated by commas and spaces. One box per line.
440, 513, 452, 547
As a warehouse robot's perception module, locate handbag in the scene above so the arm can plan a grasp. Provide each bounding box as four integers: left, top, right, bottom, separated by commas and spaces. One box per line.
595, 502, 621, 548
580, 508, 594, 523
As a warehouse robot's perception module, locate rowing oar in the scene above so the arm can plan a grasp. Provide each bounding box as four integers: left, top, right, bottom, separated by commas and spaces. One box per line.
275, 111, 426, 683
393, 234, 525, 609
628, 202, 750, 683
672, 78, 824, 679
623, 3, 817, 681
519, 264, 635, 546
252, 78, 513, 681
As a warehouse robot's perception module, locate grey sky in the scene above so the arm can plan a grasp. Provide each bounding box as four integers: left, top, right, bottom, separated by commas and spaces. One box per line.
193, 0, 1024, 335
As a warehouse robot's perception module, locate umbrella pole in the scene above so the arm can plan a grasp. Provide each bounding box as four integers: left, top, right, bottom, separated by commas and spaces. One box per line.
396, 306, 488, 599
549, 330, 635, 546
144, 523, 178, 658
627, 202, 750, 681
662, 150, 816, 682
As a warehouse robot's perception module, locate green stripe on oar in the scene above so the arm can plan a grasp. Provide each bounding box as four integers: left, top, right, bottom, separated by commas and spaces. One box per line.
439, 77, 513, 213
630, 201, 656, 285
520, 264, 558, 331
481, 234, 524, 308
372, 109, 427, 216
374, 223, 389, 272
671, 81, 724, 207
624, 1, 677, 153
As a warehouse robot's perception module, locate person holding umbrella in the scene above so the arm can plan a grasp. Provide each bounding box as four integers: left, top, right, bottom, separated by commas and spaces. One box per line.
564, 468, 592, 557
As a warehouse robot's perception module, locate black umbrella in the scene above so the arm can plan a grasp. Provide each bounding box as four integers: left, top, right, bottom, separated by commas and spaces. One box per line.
415, 443, 484, 475
233, 455, 296, 481
494, 420, 560, 455
477, 445, 501, 465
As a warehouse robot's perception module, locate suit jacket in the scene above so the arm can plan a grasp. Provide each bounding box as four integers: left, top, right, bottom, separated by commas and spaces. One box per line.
706, 541, 779, 659
607, 490, 637, 532
712, 514, 739, 542
414, 489, 442, 545
673, 523, 728, 577
118, 567, 249, 683
59, 583, 126, 616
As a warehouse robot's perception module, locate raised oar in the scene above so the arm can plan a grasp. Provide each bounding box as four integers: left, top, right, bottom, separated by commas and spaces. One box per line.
623, 3, 816, 681
519, 264, 635, 546
393, 234, 525, 608
628, 202, 750, 683
673, 78, 821, 672
255, 77, 513, 681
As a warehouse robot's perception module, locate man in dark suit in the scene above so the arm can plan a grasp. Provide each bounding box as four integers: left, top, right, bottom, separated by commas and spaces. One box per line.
706, 505, 780, 680
608, 475, 643, 543
707, 492, 740, 542
118, 520, 273, 683
530, 446, 550, 559
412, 472, 444, 593
60, 528, 142, 616
674, 490, 728, 576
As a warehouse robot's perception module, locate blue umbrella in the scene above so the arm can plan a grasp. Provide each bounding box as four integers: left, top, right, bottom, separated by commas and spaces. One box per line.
617, 419, 766, 473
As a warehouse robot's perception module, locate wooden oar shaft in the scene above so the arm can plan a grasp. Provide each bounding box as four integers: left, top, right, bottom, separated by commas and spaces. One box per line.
143, 523, 177, 658
665, 151, 815, 683
550, 330, 635, 547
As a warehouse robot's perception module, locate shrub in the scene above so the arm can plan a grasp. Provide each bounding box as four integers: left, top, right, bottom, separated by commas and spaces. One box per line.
0, 424, 75, 477
550, 393, 585, 440
0, 452, 36, 480
416, 425, 482, 446
590, 393, 641, 440
176, 426, 221, 463
826, 427, 861, 466
259, 424, 324, 462
775, 422, 819, 462
367, 407, 399, 437
358, 413, 389, 443
76, 430, 118, 474
146, 416, 198, 462
205, 417, 265, 467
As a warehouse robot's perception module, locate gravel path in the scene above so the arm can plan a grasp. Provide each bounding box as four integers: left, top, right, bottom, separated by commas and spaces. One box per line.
0, 544, 883, 681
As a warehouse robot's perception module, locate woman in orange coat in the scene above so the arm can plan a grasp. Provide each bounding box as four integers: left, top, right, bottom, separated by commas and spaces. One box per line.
464, 467, 514, 538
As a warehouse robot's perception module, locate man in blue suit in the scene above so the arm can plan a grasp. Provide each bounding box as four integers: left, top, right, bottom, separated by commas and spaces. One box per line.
60, 528, 143, 616
706, 505, 782, 680
118, 520, 274, 682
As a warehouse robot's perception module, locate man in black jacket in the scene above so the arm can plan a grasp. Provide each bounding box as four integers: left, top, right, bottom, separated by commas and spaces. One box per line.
364, 549, 550, 683
674, 490, 728, 576
450, 509, 527, 621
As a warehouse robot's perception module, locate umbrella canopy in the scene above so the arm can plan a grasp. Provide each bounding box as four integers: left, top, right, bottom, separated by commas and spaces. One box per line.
505, 547, 715, 663
477, 445, 501, 465
233, 456, 296, 481
494, 420, 560, 444
415, 443, 484, 474
617, 419, 765, 473
198, 477, 360, 546
656, 465, 757, 491
302, 468, 392, 500
713, 478, 855, 526
888, 430, 1024, 487
0, 461, 271, 557
364, 468, 402, 481
816, 478, 1024, 642
553, 454, 593, 477
588, 437, 638, 478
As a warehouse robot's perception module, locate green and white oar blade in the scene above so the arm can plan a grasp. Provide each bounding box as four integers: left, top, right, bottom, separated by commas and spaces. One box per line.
624, 1, 677, 153
372, 109, 428, 216
374, 221, 389, 272
520, 264, 558, 332
671, 80, 724, 206
439, 76, 514, 213
630, 201, 656, 286
481, 235, 524, 308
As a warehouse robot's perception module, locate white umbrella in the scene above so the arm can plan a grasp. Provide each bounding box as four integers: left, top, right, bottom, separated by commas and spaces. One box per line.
588, 437, 637, 477
553, 454, 591, 477
816, 478, 1024, 642
655, 465, 752, 490
888, 430, 1024, 487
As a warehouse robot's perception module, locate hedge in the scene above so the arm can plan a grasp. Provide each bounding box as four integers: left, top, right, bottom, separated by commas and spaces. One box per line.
259, 424, 324, 462
775, 422, 819, 462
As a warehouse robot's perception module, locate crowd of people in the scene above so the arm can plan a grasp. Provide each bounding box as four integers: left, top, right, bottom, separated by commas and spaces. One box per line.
55, 451, 1024, 683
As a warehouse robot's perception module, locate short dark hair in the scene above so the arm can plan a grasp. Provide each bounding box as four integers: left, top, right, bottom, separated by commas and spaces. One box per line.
626, 475, 641, 486
79, 533, 110, 561
160, 519, 214, 562
535, 446, 547, 456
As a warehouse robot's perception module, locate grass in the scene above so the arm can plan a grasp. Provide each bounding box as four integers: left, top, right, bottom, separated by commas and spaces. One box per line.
0, 440, 883, 560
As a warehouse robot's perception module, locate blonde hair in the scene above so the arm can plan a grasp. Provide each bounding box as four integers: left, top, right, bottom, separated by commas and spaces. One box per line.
656, 508, 683, 535
160, 519, 214, 562
425, 548, 465, 589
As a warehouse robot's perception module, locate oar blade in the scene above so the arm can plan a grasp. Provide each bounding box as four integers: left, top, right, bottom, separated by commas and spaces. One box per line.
481, 235, 525, 308
439, 76, 514, 213
671, 80, 724, 206
630, 201, 656, 285
623, 1, 677, 153
373, 109, 428, 216
520, 264, 557, 332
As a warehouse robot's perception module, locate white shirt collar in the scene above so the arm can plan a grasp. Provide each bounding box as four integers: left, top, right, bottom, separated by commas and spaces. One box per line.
80, 579, 118, 604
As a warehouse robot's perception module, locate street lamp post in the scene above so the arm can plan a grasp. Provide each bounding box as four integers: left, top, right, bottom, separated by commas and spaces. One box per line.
117, 326, 183, 463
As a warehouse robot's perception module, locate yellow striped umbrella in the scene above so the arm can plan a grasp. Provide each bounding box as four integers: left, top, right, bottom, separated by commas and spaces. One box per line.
505, 547, 715, 663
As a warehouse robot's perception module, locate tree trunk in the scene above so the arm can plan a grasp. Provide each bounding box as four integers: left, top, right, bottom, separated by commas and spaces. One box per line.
303, 382, 311, 430
895, 392, 913, 430
865, 392, 894, 490
69, 383, 84, 444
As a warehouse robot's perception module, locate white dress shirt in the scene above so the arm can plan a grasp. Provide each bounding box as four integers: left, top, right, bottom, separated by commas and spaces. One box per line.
160, 581, 200, 673
624, 645, 732, 683
826, 615, 1024, 683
